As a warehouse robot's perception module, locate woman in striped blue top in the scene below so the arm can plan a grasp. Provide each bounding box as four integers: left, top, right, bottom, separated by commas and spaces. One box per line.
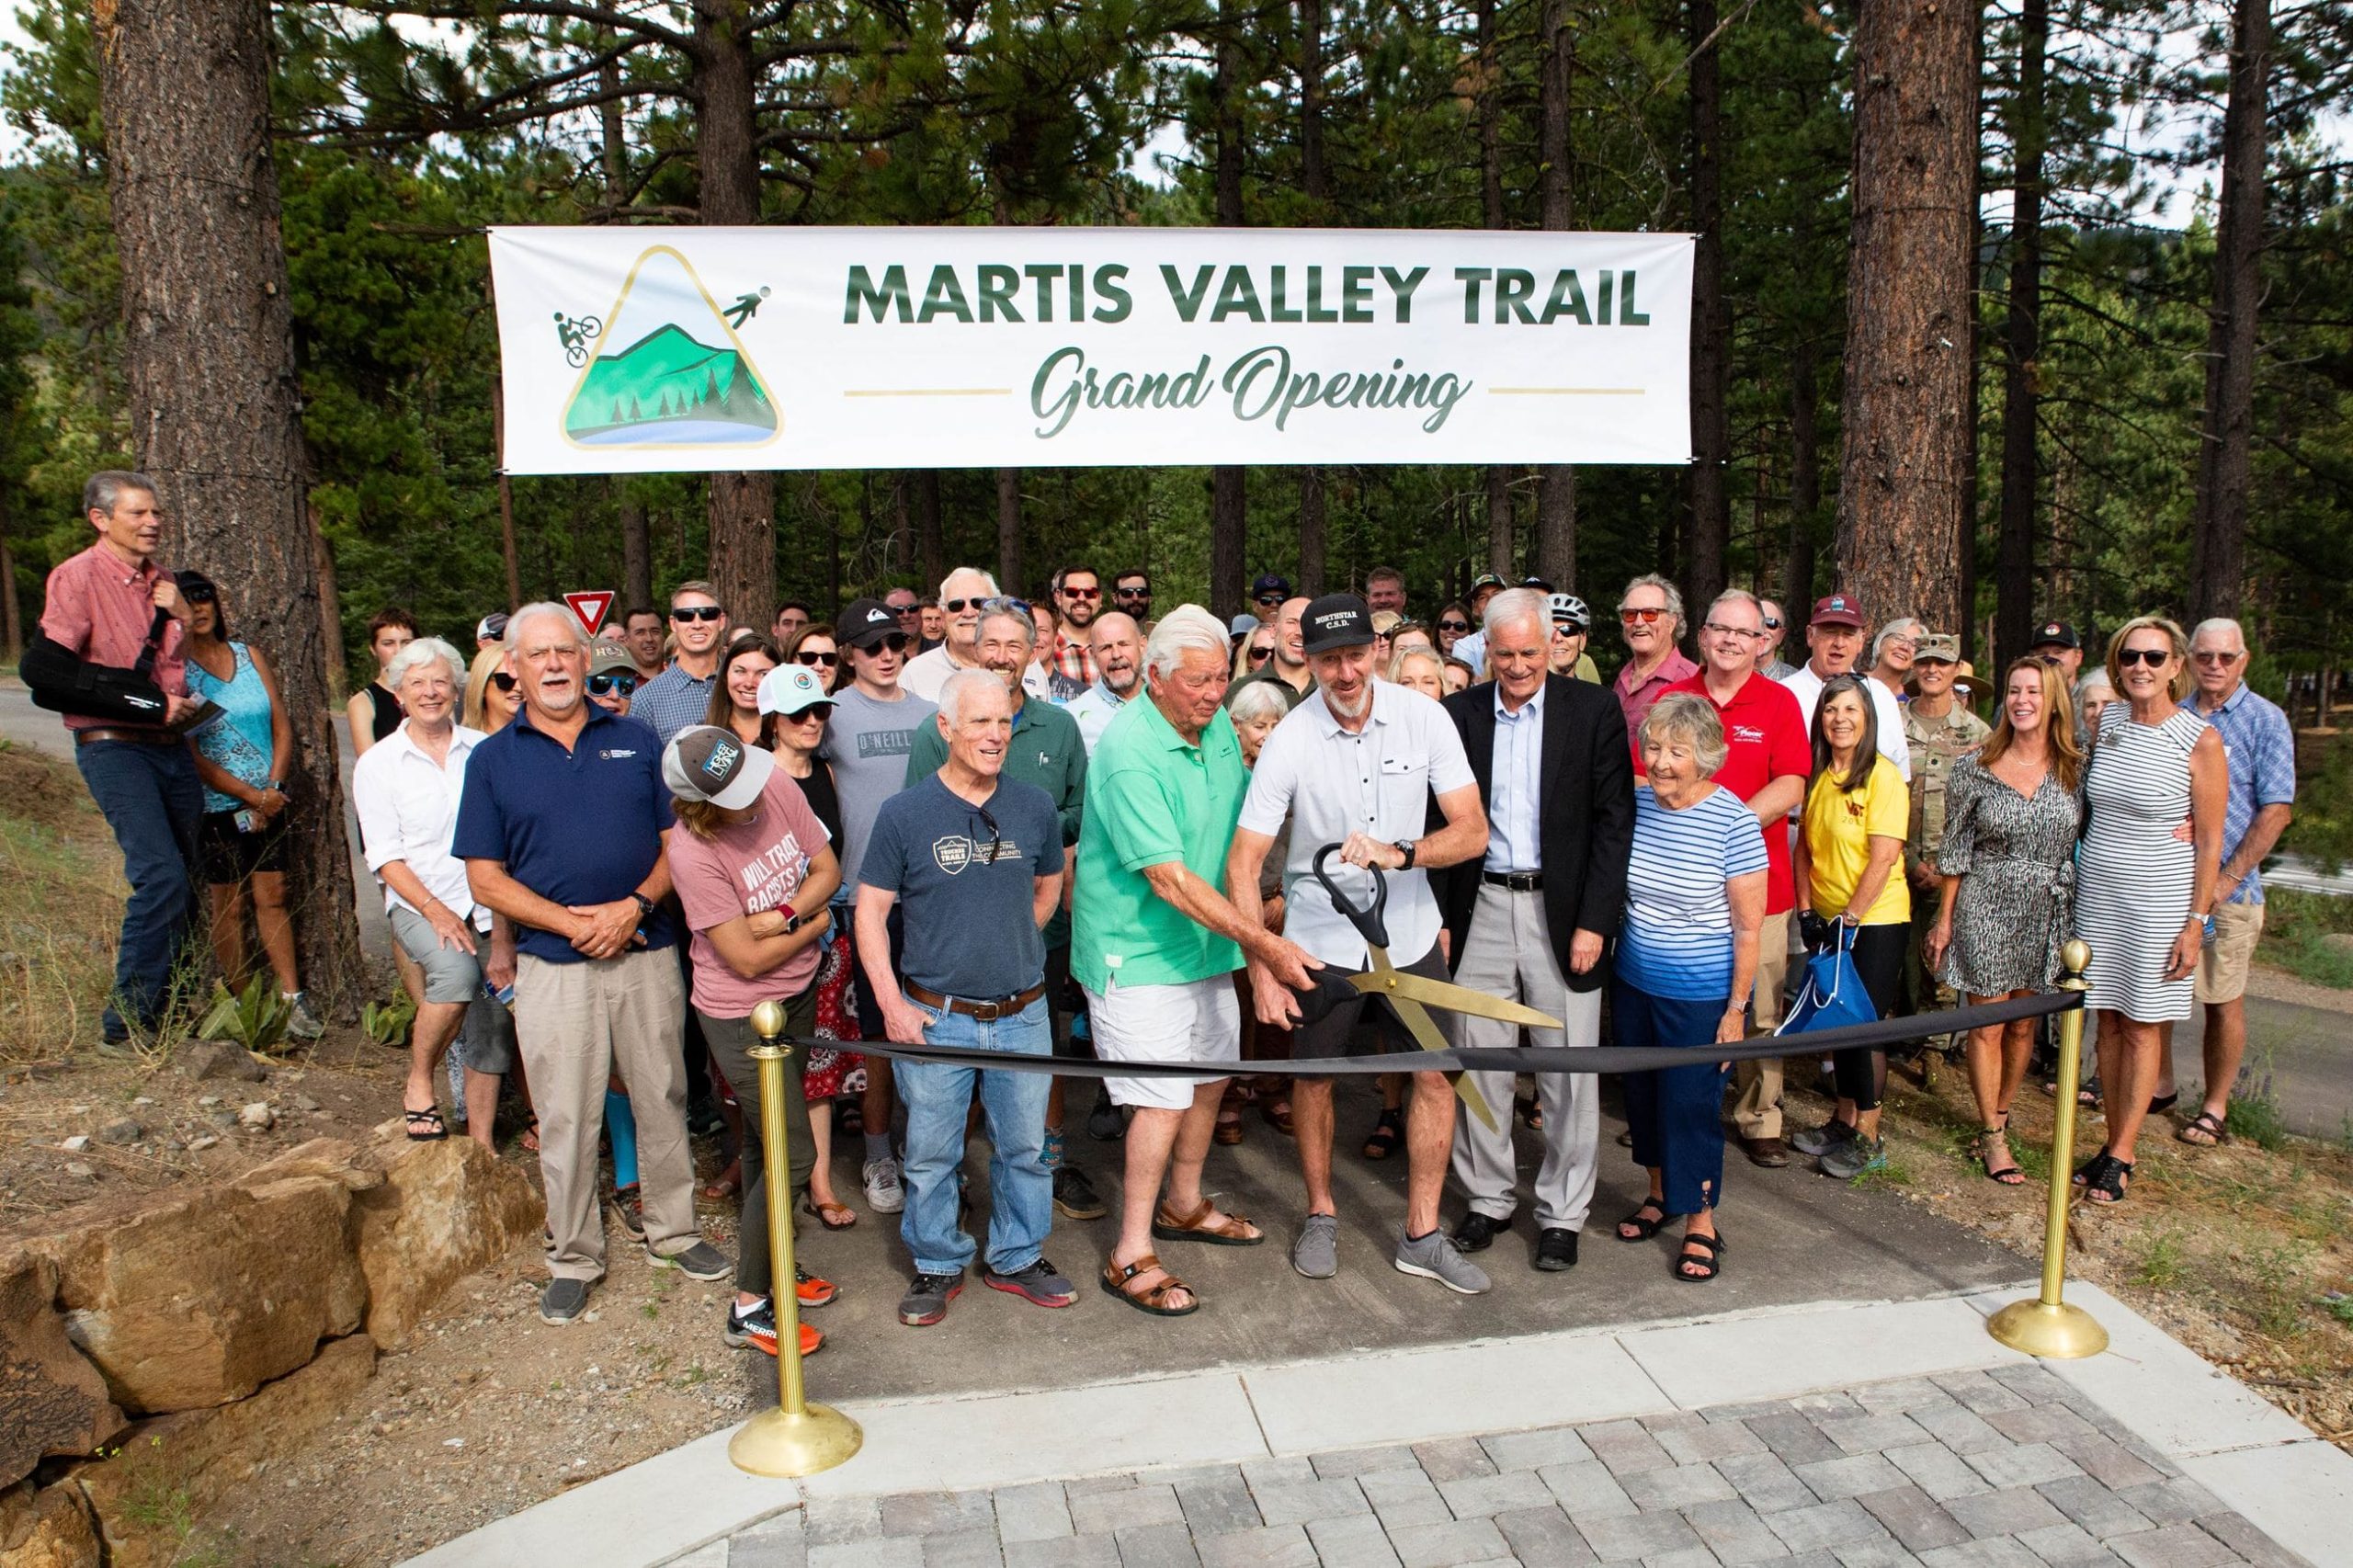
1612, 695, 1769, 1282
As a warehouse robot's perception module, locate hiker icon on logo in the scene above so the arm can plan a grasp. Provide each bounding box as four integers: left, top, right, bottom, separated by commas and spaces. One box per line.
563, 246, 779, 450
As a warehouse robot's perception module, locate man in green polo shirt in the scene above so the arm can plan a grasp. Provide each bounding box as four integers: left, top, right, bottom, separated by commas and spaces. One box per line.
1076, 605, 1316, 1318
904, 597, 1105, 1222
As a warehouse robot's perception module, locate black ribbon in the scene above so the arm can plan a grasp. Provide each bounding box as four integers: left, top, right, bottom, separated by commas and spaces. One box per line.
773, 989, 2080, 1079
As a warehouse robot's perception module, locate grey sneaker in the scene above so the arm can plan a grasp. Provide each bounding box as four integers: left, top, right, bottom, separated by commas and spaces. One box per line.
1819, 1132, 1889, 1181
863, 1155, 905, 1215
1291, 1213, 1340, 1279
283, 991, 326, 1041
1394, 1226, 1492, 1295
1790, 1119, 1856, 1158
651, 1239, 731, 1280
540, 1278, 591, 1324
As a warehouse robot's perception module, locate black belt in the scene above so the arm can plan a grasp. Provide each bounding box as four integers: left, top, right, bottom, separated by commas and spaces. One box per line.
904, 980, 1048, 1022
1482, 870, 1543, 892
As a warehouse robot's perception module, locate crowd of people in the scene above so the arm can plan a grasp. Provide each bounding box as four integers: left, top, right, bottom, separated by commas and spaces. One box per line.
43, 469, 2296, 1353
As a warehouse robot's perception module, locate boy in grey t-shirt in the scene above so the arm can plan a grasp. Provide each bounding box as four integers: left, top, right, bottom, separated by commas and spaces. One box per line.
818, 683, 938, 889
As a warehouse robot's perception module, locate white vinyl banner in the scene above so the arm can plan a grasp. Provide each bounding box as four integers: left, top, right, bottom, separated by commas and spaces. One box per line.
488, 226, 1693, 475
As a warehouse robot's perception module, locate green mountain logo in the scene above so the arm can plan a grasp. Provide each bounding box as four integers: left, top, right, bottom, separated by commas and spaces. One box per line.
562, 245, 779, 449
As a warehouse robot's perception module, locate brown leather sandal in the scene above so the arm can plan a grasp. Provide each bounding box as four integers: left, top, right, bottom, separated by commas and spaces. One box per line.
1151, 1196, 1266, 1247
1100, 1252, 1199, 1316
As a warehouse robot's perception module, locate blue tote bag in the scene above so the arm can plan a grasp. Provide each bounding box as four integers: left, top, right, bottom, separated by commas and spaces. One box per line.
1777, 923, 1881, 1039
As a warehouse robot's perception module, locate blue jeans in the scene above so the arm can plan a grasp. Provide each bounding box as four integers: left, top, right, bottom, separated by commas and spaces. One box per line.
1614, 979, 1731, 1218
897, 994, 1053, 1277
75, 740, 202, 1039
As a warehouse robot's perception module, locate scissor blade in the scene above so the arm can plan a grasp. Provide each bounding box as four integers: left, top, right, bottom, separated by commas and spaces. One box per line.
1348, 970, 1563, 1030
1383, 994, 1501, 1133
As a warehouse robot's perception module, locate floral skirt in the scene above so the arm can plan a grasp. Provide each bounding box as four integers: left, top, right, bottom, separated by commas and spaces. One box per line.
803, 926, 867, 1104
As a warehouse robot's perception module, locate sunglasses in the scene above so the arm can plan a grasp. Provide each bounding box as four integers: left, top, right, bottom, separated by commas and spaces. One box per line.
2116, 646, 2172, 667
858, 633, 914, 654
1115, 585, 1150, 598
671, 606, 724, 623
1619, 608, 1667, 625
1248, 645, 1274, 664
796, 650, 839, 668
785, 703, 832, 722
1254, 594, 1284, 607
587, 672, 638, 697
944, 597, 985, 614
1438, 619, 1470, 633
489, 672, 517, 692
182, 584, 219, 604
972, 803, 1003, 867
2190, 650, 2241, 665
1061, 585, 1101, 600
1762, 616, 1783, 631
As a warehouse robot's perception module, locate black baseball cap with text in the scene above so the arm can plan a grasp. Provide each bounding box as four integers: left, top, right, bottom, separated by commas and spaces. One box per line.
1301, 594, 1375, 656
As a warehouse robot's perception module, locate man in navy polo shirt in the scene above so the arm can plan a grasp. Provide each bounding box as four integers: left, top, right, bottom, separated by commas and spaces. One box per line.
457, 603, 729, 1325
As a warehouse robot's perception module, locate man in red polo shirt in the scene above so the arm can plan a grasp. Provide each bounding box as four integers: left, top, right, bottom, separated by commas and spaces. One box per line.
1660, 588, 1810, 1166
40, 471, 202, 1050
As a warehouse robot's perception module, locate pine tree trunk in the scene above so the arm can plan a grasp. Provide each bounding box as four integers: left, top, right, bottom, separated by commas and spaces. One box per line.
1833, 0, 1979, 633
1208, 6, 1248, 619
1296, 0, 1328, 598
1532, 0, 1577, 589
1297, 470, 1327, 595
620, 492, 652, 611
2189, 0, 2269, 625
1995, 0, 2047, 672
1786, 336, 1821, 610
1477, 0, 1517, 578
996, 468, 1024, 594
692, 0, 775, 629
97, 0, 364, 1009
911, 470, 944, 590
0, 496, 23, 661
1683, 0, 1730, 618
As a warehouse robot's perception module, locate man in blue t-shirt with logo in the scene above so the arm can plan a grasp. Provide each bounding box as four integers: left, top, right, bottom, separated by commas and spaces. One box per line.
454, 603, 731, 1327
858, 668, 1071, 1329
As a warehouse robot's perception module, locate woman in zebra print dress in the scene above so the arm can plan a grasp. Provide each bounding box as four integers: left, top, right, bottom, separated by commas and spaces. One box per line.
2069, 617, 2225, 1203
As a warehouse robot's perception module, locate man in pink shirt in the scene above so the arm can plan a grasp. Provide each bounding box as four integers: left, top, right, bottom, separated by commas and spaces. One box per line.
1611, 574, 1699, 734
40, 471, 202, 1048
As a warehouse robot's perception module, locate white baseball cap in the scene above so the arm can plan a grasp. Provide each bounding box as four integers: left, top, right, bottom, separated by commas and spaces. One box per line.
756, 663, 835, 718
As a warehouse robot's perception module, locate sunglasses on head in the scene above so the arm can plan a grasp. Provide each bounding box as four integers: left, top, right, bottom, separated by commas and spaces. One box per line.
489, 672, 517, 692
796, 650, 839, 667
587, 672, 638, 697
1438, 618, 1470, 632
1619, 607, 1667, 625
2117, 646, 2172, 667
671, 606, 723, 622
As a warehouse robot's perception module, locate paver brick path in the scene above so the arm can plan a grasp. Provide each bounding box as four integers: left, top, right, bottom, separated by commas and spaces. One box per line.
695, 1364, 2307, 1567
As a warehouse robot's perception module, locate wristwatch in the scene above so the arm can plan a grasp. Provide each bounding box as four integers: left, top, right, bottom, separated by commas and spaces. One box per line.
631, 892, 656, 919
780, 909, 808, 936
1392, 839, 1417, 870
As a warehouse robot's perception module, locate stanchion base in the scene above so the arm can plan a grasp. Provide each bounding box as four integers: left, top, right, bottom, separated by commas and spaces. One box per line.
728, 1403, 864, 1477
1987, 1298, 2109, 1359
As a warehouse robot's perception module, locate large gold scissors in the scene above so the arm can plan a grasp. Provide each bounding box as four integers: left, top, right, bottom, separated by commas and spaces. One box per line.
1298, 844, 1563, 1132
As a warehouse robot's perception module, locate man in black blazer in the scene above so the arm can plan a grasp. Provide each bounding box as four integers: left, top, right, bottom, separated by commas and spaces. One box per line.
1433, 589, 1636, 1271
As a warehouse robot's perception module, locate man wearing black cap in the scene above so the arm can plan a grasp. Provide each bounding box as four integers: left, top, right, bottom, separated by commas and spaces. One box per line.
2029, 620, 2083, 684
1227, 594, 1494, 1293
1250, 572, 1291, 619
1449, 574, 1509, 676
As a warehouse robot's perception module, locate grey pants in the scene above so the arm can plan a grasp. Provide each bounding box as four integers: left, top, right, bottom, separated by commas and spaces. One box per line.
699, 987, 817, 1300
1446, 883, 1603, 1231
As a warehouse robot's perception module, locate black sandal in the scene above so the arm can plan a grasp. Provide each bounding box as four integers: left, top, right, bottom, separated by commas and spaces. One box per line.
1675, 1230, 1725, 1282
2071, 1148, 2131, 1203
2147, 1091, 2179, 1116
1360, 1108, 1404, 1161
1977, 1127, 2025, 1186
1616, 1199, 1666, 1242
404, 1105, 448, 1142
2177, 1109, 2226, 1146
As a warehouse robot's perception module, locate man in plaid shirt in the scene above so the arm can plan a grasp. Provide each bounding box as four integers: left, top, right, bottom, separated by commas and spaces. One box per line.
1048, 563, 1102, 694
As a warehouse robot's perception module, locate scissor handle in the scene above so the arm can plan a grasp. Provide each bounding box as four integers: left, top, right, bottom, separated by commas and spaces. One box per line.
1312, 842, 1390, 951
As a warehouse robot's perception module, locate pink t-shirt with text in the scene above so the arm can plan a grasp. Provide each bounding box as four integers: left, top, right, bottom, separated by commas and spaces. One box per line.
665, 771, 831, 1017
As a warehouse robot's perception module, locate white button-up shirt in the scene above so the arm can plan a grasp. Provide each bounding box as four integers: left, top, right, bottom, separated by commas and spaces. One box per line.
1483, 683, 1545, 872
1238, 679, 1475, 968
353, 720, 491, 926
1063, 678, 1131, 755
1779, 663, 1912, 781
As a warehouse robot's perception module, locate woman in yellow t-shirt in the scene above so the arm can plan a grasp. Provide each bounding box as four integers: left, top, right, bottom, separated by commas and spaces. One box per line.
1789, 674, 1911, 1179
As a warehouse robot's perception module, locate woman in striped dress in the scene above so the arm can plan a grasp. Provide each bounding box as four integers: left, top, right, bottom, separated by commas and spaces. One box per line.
2071, 617, 2225, 1202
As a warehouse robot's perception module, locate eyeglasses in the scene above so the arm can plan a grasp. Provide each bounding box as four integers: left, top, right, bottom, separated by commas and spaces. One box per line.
671, 606, 724, 623
1437, 619, 1471, 633
796, 650, 839, 668
2116, 646, 2172, 668
2190, 650, 2242, 665
1701, 621, 1762, 642
1061, 585, 1101, 600
1619, 608, 1667, 625
1761, 616, 1783, 631
489, 672, 517, 692
587, 673, 638, 697
858, 633, 914, 655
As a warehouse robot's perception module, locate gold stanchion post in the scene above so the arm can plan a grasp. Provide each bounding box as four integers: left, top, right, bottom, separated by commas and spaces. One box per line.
728, 1000, 863, 1477
1987, 939, 2109, 1359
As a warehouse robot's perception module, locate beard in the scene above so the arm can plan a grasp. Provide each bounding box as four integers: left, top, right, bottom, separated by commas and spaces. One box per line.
1325, 683, 1372, 722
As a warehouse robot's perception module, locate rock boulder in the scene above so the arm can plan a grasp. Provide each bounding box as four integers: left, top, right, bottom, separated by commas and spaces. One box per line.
355, 1131, 542, 1347
0, 1252, 125, 1489
0, 1482, 99, 1568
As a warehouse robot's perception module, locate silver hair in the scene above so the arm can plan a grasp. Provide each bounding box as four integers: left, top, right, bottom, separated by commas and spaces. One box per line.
1144, 604, 1231, 682
1483, 586, 1549, 642
506, 601, 588, 652
937, 665, 1009, 727
2189, 617, 2246, 652
385, 635, 467, 692
1640, 692, 1729, 778
1619, 573, 1685, 629
2074, 670, 2116, 699
1870, 617, 1926, 666
1708, 587, 1763, 624
977, 596, 1036, 647
938, 564, 1001, 600
84, 470, 158, 517
1227, 677, 1291, 730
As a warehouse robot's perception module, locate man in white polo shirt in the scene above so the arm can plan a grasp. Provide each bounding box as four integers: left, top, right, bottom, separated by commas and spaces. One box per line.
1227, 595, 1493, 1293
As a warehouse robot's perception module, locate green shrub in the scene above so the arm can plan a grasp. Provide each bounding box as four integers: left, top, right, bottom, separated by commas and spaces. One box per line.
195, 975, 292, 1054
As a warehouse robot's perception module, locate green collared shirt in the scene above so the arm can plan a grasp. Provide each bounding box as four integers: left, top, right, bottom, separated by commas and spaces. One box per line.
1072, 694, 1249, 991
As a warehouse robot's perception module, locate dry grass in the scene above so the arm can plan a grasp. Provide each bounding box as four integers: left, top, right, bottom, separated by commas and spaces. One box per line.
0, 741, 126, 1061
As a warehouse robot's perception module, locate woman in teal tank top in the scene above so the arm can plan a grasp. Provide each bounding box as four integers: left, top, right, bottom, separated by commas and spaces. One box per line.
176, 572, 324, 1041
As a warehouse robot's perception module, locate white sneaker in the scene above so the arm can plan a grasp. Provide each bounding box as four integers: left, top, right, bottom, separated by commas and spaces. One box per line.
863, 1155, 904, 1214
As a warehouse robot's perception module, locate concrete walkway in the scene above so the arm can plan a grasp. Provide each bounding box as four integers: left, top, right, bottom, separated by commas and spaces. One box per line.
404, 1284, 2345, 1568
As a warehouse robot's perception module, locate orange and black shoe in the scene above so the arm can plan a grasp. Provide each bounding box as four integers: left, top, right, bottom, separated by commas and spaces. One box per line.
795, 1263, 837, 1309
723, 1297, 824, 1358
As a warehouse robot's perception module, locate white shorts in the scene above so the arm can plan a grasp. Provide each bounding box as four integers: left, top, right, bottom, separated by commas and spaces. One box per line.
1084, 972, 1241, 1111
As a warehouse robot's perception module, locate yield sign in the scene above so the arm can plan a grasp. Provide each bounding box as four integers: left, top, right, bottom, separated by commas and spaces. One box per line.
564, 590, 616, 638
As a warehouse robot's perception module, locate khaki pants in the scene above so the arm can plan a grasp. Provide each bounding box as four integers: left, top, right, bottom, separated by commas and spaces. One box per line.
517, 949, 696, 1282
1730, 911, 1792, 1139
